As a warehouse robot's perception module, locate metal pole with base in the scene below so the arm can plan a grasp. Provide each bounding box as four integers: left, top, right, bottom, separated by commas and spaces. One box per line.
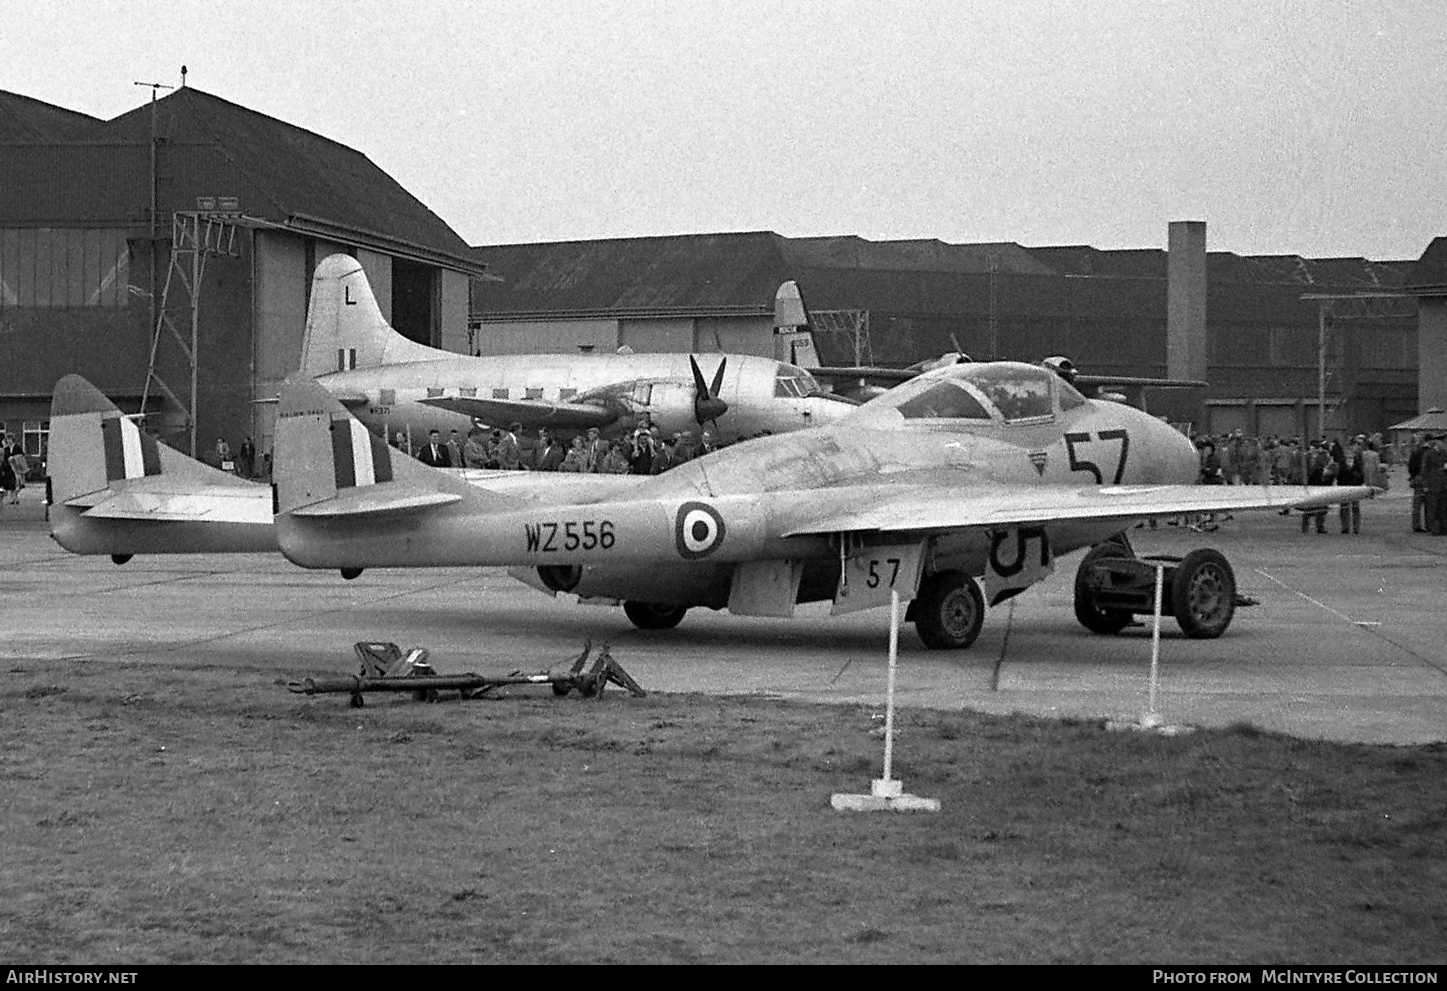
1142, 562, 1166, 729
831, 589, 941, 813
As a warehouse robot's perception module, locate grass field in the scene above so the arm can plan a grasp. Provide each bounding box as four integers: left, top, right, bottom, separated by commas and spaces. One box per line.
2, 653, 1444, 965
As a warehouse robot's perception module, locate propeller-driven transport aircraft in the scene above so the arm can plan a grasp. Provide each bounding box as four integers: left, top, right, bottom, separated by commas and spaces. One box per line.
271, 361, 1372, 649
300, 255, 855, 445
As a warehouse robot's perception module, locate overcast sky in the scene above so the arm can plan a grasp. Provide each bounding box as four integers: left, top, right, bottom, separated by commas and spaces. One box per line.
9, 0, 1446, 260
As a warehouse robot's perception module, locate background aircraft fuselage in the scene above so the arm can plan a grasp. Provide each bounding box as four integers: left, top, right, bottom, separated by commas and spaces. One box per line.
316, 352, 851, 445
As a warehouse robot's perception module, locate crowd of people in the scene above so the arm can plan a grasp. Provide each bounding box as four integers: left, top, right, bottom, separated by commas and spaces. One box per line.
1188, 428, 1447, 535
397, 414, 723, 476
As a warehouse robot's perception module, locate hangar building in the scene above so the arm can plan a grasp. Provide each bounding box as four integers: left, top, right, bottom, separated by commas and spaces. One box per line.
2, 83, 1433, 464
0, 86, 484, 462
470, 228, 1422, 439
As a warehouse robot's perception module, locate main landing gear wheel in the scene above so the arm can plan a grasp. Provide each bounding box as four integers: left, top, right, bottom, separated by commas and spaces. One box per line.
1171, 548, 1236, 639
1074, 543, 1134, 635
622, 601, 689, 630
913, 570, 985, 650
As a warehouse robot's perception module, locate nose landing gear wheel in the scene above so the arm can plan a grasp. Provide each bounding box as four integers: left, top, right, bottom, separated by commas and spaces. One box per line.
913, 570, 985, 650
1171, 549, 1235, 639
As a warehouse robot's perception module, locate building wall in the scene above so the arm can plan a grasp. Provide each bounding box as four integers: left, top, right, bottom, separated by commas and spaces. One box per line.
0, 227, 151, 449
473, 318, 619, 355
619, 317, 693, 352
1420, 300, 1447, 413
695, 316, 772, 355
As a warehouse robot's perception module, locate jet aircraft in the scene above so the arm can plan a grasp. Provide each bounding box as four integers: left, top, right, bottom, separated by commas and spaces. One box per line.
299, 255, 854, 446
271, 361, 1371, 649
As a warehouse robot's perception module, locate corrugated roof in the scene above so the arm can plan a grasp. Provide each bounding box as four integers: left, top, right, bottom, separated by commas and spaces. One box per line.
1027, 246, 1168, 279
91, 87, 471, 261
470, 231, 1420, 320
472, 232, 792, 316
1405, 237, 1447, 293
780, 236, 1054, 275
0, 90, 99, 141
0, 87, 475, 268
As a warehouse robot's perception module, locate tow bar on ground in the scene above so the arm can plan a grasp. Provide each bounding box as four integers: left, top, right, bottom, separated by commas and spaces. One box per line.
286, 640, 645, 707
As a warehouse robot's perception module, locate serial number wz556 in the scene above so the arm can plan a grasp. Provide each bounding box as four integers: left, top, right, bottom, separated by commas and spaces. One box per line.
524, 520, 616, 553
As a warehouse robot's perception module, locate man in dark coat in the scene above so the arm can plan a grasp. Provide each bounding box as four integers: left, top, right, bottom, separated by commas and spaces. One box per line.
417, 430, 451, 467
1423, 435, 1447, 536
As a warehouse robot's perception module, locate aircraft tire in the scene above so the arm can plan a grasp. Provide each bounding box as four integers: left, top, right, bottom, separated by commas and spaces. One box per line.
1171, 549, 1235, 639
1073, 544, 1134, 635
913, 570, 985, 650
623, 601, 689, 630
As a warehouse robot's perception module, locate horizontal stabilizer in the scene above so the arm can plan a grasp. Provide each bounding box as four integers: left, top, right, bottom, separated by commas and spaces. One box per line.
77, 485, 272, 523
290, 488, 462, 518
419, 395, 618, 429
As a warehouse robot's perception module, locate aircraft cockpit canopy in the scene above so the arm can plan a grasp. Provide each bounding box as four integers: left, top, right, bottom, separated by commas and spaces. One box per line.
863, 361, 1087, 423
774, 364, 826, 399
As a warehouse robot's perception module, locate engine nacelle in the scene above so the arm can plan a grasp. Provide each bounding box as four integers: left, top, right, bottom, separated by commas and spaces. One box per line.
536, 564, 583, 593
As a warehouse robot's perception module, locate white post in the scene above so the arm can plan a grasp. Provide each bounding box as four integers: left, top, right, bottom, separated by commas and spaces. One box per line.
1145, 562, 1165, 727
881, 588, 899, 786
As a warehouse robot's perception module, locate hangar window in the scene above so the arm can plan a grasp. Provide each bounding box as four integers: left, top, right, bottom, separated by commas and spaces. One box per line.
492, 389, 509, 399
526, 387, 544, 399
560, 388, 577, 400
426, 388, 444, 399
458, 387, 476, 398
23, 421, 47, 460
0, 229, 130, 308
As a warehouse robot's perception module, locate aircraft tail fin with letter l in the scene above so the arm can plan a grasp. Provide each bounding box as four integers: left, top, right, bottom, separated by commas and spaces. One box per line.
298, 254, 451, 378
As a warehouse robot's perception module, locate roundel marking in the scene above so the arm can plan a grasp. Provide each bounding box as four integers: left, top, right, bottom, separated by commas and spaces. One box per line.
675, 501, 727, 560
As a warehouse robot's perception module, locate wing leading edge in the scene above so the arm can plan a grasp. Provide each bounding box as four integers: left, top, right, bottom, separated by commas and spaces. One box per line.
419, 395, 618, 429
779, 483, 1377, 537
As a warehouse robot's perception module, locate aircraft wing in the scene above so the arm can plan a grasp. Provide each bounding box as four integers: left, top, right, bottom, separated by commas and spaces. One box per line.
419, 395, 618, 429
779, 483, 1377, 537
68, 483, 272, 524
808, 365, 917, 384
1074, 374, 1206, 389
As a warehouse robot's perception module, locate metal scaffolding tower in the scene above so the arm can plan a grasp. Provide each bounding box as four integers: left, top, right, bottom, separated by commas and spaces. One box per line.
141, 211, 241, 457
811, 309, 873, 366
